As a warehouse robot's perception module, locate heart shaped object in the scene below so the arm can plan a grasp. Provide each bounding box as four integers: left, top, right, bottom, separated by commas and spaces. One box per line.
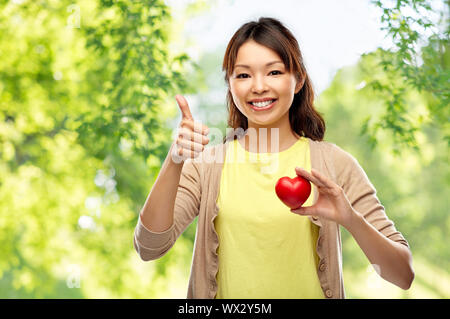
275, 175, 311, 209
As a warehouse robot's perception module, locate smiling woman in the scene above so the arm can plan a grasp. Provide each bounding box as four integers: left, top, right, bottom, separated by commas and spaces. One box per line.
221, 18, 326, 152
230, 41, 300, 129
134, 17, 414, 299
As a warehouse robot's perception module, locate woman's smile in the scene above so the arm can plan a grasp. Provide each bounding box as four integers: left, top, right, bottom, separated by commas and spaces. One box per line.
248, 99, 277, 111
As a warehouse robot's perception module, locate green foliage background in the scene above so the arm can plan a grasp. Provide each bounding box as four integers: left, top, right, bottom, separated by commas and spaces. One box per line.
0, 0, 448, 298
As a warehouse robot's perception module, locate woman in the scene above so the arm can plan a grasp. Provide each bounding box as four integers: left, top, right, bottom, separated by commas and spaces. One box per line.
134, 17, 414, 299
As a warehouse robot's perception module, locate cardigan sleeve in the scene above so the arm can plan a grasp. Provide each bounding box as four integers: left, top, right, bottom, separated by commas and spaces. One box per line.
133, 158, 202, 261
331, 144, 409, 247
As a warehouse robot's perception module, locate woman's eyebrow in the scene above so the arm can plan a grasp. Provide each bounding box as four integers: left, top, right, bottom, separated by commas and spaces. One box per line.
234, 61, 284, 69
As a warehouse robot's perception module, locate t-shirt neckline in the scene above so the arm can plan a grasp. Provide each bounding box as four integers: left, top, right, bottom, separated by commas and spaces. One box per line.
235, 136, 305, 156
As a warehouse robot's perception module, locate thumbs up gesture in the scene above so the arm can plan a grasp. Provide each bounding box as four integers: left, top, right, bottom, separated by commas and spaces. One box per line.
171, 95, 210, 163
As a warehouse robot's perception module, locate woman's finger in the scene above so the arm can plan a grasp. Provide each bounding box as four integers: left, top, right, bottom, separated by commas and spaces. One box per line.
295, 167, 326, 188
174, 143, 200, 158
176, 137, 205, 153
180, 118, 210, 136
311, 169, 336, 189
177, 127, 210, 145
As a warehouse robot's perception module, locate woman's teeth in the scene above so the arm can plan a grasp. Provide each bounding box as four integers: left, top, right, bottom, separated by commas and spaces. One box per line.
250, 100, 274, 107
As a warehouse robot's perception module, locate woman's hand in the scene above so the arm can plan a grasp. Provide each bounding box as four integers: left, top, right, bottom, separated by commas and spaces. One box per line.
293, 167, 415, 289
171, 95, 210, 163
291, 167, 359, 230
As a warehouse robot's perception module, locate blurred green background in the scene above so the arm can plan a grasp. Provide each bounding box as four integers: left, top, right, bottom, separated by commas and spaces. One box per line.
0, 0, 448, 298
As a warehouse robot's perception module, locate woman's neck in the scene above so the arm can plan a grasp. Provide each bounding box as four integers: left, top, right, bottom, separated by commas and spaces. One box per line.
239, 125, 300, 153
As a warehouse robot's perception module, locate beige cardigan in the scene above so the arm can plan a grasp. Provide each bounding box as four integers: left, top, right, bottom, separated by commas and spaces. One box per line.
133, 138, 409, 299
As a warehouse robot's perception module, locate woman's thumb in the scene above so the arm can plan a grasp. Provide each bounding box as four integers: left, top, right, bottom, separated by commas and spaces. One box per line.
175, 94, 193, 120
290, 206, 312, 216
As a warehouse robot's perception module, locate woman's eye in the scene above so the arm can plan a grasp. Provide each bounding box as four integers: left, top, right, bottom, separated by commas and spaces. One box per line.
235, 71, 281, 78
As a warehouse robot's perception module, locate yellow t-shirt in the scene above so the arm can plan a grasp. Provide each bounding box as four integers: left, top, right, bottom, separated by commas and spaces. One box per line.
214, 137, 324, 299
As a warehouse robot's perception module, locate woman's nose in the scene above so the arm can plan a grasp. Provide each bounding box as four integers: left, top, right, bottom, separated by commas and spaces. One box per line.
251, 75, 268, 94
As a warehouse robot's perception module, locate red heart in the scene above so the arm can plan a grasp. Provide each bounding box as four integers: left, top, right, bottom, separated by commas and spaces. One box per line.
275, 175, 311, 209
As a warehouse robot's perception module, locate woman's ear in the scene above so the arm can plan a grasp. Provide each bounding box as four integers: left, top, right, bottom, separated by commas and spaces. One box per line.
295, 77, 305, 94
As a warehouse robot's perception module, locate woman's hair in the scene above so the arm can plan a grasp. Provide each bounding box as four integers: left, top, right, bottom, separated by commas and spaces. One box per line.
222, 17, 325, 142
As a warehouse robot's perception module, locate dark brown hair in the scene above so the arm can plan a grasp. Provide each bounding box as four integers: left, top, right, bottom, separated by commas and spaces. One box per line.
222, 17, 325, 142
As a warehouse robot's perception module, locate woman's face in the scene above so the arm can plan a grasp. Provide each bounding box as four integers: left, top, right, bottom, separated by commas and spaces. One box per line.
229, 40, 302, 129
